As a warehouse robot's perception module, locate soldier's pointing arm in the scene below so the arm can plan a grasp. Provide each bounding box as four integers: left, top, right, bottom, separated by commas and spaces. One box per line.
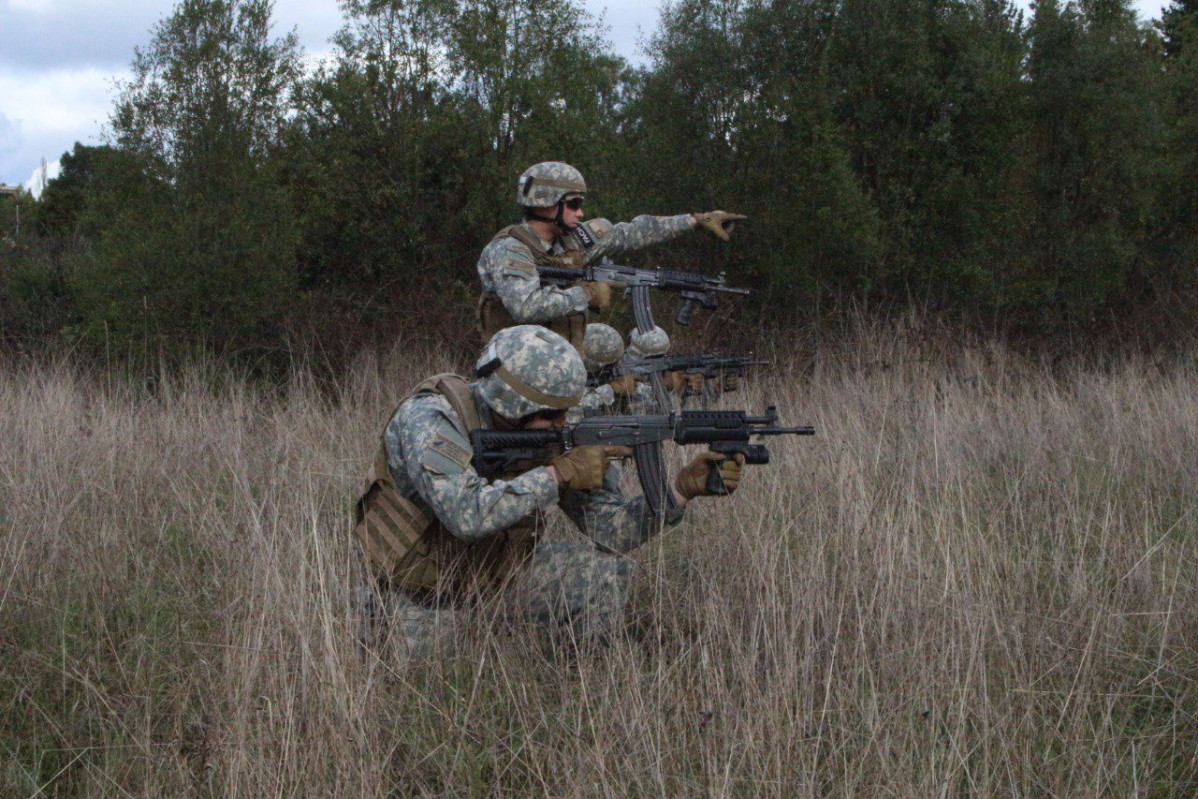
395, 396, 560, 542
576, 215, 696, 263
478, 237, 589, 322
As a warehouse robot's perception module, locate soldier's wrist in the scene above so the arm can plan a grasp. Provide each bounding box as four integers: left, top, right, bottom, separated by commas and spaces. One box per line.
566, 284, 590, 311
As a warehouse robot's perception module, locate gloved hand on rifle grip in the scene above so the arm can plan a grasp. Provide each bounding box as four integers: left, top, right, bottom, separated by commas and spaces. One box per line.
580, 280, 627, 311
664, 370, 704, 396
675, 451, 745, 499
552, 445, 633, 491
693, 211, 748, 242
609, 374, 639, 397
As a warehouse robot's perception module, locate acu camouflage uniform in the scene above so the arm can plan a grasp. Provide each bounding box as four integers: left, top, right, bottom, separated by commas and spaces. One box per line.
476, 164, 695, 349
359, 377, 685, 656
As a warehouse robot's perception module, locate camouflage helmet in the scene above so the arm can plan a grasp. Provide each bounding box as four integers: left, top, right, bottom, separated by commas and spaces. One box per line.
476, 325, 586, 420
628, 325, 671, 357
517, 161, 587, 208
582, 323, 625, 373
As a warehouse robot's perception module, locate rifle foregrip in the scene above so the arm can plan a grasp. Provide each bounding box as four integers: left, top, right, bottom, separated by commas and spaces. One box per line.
710, 441, 770, 465
676, 298, 696, 326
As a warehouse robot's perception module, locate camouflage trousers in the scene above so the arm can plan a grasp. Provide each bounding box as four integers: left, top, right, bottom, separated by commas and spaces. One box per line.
359, 541, 631, 658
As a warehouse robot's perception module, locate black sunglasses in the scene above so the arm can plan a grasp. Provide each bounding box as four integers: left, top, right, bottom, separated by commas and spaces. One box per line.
535, 408, 568, 422
562, 197, 585, 210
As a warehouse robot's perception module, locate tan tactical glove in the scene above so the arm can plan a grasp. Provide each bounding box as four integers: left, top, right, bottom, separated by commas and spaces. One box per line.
609, 374, 639, 397
580, 280, 627, 311
721, 373, 740, 393
675, 451, 745, 499
664, 370, 705, 396
580, 281, 612, 310
693, 211, 747, 242
552, 445, 633, 491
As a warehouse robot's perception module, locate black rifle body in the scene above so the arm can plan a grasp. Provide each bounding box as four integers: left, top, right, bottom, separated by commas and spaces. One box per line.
536, 260, 752, 511
537, 262, 750, 326
589, 353, 765, 389
470, 406, 814, 493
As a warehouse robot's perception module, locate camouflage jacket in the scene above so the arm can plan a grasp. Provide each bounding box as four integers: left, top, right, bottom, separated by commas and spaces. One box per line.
385, 383, 686, 555
476, 215, 694, 324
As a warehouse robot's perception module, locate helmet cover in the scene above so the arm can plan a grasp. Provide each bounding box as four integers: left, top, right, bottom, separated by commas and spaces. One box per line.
582, 323, 625, 372
628, 325, 671, 357
476, 325, 586, 420
516, 161, 587, 208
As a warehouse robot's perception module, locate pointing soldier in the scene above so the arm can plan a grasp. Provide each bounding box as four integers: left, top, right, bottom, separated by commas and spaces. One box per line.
476, 161, 746, 352
354, 325, 744, 654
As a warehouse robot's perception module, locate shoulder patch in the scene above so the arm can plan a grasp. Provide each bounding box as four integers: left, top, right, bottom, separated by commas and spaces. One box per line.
499, 242, 539, 277
417, 415, 475, 476
585, 218, 613, 239
500, 260, 537, 278
431, 432, 473, 467
420, 433, 473, 476
572, 223, 596, 249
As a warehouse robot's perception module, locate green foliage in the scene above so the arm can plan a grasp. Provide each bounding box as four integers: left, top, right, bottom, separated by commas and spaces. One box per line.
281, 0, 623, 301
5, 0, 1198, 353
64, 0, 304, 358
1146, 0, 1198, 326
1012, 0, 1164, 330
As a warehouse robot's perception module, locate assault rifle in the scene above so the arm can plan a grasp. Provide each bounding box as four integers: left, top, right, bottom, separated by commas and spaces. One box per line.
588, 353, 766, 390
470, 405, 814, 508
539, 259, 752, 513
537, 261, 750, 326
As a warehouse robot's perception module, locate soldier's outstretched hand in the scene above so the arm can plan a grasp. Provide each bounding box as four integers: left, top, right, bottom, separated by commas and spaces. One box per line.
693, 211, 748, 241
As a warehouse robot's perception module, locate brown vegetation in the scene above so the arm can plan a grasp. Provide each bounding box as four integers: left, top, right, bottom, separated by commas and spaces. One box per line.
2, 324, 1196, 794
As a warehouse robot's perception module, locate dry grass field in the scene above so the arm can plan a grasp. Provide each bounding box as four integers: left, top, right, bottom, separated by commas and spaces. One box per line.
2, 323, 1197, 795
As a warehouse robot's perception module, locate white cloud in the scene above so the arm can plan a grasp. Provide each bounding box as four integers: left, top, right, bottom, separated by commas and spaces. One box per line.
2, 0, 1168, 189
26, 160, 62, 198
0, 66, 120, 186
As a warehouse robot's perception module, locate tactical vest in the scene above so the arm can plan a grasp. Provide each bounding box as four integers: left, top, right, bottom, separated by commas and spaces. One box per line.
353, 374, 547, 598
477, 224, 587, 352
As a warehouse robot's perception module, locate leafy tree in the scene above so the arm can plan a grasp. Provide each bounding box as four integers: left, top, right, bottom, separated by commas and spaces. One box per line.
1145, 0, 1198, 325
283, 0, 623, 300
78, 0, 302, 356
283, 0, 457, 293
0, 188, 74, 343
621, 0, 1031, 324
34, 144, 139, 240
1017, 0, 1164, 331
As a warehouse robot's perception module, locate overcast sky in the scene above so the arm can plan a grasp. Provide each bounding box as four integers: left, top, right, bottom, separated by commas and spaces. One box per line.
0, 0, 1168, 192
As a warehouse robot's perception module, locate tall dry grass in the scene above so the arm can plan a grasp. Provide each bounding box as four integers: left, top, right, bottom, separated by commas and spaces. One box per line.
2, 325, 1197, 795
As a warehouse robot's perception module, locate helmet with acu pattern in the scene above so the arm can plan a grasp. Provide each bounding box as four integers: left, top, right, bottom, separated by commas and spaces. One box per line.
476, 325, 587, 420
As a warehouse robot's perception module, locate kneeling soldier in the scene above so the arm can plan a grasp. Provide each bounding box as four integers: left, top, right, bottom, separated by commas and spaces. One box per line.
354, 325, 743, 654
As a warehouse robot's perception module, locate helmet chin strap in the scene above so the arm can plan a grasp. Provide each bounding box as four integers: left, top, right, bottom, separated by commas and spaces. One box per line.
533, 201, 575, 233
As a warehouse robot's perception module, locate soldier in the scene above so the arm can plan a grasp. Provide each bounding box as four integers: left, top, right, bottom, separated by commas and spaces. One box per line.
354, 325, 744, 655
476, 161, 746, 351
576, 322, 637, 417
577, 323, 694, 417
627, 326, 740, 406
627, 325, 701, 401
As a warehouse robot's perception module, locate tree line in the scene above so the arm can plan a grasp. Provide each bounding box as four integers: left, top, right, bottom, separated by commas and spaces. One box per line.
2, 0, 1197, 365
